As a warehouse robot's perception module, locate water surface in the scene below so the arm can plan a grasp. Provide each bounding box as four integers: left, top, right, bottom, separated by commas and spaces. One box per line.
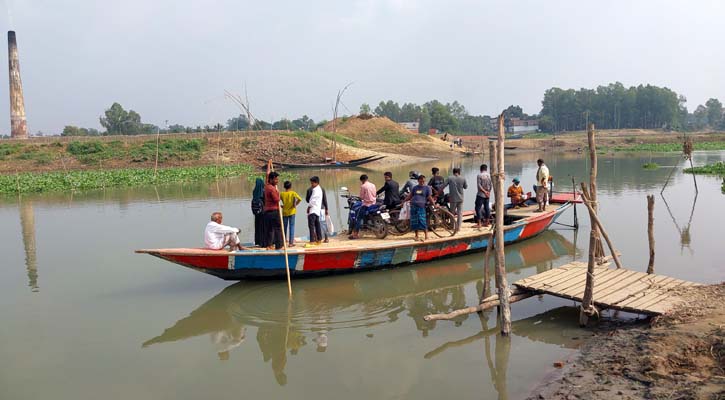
1, 151, 723, 399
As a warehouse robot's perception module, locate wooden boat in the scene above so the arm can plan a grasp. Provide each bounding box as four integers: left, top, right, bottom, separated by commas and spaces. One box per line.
136, 201, 573, 280
262, 155, 386, 169
503, 146, 518, 150
141, 230, 576, 348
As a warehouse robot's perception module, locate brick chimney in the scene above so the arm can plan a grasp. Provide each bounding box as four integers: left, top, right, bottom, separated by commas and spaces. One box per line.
8, 31, 28, 139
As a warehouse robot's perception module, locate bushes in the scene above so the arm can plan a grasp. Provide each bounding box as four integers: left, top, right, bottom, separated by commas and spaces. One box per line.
683, 162, 725, 175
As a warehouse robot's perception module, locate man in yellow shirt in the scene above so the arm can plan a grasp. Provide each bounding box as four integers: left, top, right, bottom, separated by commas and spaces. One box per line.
280, 181, 302, 246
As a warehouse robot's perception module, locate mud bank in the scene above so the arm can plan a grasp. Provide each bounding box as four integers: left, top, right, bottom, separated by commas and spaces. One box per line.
529, 283, 724, 400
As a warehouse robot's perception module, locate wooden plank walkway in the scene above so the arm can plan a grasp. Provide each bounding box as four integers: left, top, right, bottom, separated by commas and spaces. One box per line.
513, 262, 700, 315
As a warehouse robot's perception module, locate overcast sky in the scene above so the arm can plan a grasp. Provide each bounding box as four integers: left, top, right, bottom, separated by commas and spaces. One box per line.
1, 0, 723, 134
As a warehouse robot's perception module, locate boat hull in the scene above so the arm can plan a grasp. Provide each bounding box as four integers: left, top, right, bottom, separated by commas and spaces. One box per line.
139, 203, 572, 280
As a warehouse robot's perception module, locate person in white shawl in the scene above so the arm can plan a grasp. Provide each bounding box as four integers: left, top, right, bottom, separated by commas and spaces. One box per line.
204, 212, 243, 250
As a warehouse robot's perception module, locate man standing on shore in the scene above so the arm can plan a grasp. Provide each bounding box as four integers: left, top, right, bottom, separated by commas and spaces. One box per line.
441, 167, 467, 233
535, 158, 550, 212
476, 164, 492, 228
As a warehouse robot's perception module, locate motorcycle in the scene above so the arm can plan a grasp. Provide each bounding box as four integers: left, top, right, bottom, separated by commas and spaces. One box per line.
340, 186, 390, 239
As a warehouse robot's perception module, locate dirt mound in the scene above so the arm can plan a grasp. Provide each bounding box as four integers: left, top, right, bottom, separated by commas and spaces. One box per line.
323, 116, 417, 143
530, 283, 725, 400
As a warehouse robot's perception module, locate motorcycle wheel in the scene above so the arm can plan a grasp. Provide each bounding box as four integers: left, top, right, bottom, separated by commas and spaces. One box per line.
370, 215, 388, 239
387, 209, 410, 235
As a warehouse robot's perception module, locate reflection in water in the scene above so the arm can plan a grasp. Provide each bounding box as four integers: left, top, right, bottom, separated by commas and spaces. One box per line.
142, 231, 575, 386
661, 191, 697, 254
19, 199, 38, 292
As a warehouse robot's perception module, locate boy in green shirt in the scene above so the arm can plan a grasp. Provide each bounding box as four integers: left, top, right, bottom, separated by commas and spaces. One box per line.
280, 181, 302, 246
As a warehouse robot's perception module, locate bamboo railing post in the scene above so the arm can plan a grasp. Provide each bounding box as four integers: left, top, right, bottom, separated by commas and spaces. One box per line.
647, 194, 655, 274
580, 186, 623, 270
494, 114, 511, 335
580, 123, 599, 327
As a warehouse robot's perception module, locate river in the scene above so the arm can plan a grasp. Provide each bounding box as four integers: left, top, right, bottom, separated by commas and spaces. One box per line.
1, 151, 723, 399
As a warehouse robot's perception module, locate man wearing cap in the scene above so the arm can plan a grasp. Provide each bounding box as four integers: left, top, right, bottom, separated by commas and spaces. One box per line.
507, 177, 526, 209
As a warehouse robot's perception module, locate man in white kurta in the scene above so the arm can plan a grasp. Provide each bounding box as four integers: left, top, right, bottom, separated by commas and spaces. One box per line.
204, 212, 242, 250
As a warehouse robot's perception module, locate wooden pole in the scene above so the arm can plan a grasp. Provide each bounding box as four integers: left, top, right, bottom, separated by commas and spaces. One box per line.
580, 123, 600, 326
154, 127, 161, 181
580, 185, 623, 270
571, 176, 579, 229
647, 194, 655, 274
494, 114, 511, 335
480, 223, 494, 302
425, 288, 534, 321
269, 160, 293, 296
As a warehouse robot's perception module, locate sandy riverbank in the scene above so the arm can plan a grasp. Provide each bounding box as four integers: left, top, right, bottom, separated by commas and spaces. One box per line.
528, 283, 724, 400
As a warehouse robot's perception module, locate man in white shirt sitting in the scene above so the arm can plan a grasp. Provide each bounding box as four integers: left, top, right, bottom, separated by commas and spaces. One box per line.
204, 212, 243, 251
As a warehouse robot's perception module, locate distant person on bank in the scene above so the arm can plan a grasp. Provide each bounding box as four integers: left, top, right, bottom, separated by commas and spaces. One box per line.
204, 212, 243, 250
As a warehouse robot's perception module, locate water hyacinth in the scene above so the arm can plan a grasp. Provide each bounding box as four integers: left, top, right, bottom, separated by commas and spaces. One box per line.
0, 164, 296, 195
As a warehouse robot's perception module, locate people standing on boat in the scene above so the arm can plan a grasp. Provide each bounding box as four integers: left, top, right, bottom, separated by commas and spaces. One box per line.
251, 178, 265, 246
204, 212, 243, 251
476, 164, 492, 228
306, 176, 324, 245
507, 177, 526, 208
403, 174, 435, 242
280, 181, 302, 247
400, 171, 419, 197
263, 172, 283, 250
376, 171, 400, 209
535, 159, 550, 212
441, 167, 467, 233
428, 167, 446, 204
318, 186, 330, 243
350, 174, 377, 240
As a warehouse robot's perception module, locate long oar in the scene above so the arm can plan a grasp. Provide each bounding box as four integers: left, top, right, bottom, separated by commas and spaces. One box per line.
270, 159, 293, 296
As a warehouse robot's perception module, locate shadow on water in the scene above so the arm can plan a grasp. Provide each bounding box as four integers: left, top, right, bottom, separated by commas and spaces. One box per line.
142, 231, 579, 392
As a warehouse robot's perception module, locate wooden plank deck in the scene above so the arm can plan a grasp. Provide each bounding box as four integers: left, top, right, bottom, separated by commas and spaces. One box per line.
513, 262, 700, 315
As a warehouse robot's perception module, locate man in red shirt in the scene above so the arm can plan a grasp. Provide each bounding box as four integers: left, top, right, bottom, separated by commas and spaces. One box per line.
263, 171, 283, 250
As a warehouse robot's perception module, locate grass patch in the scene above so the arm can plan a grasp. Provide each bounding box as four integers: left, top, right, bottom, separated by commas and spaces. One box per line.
683, 162, 725, 175
378, 129, 411, 144
317, 131, 357, 147
0, 143, 23, 160
612, 141, 725, 152
0, 163, 296, 195
642, 162, 659, 170
64, 138, 205, 164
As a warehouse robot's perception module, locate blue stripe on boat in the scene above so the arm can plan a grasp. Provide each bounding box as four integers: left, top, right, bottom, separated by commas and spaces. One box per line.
470, 237, 489, 250
503, 225, 524, 243
358, 249, 396, 268
234, 254, 299, 270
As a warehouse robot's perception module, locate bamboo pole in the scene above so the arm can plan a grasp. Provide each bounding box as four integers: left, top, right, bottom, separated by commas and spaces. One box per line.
154, 126, 161, 181
269, 160, 293, 296
494, 114, 511, 335
425, 289, 533, 321
580, 185, 623, 270
580, 123, 599, 326
647, 194, 655, 274
480, 223, 494, 302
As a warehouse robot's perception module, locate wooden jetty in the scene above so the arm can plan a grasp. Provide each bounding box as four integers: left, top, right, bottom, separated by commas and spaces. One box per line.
424, 262, 700, 321
512, 262, 699, 316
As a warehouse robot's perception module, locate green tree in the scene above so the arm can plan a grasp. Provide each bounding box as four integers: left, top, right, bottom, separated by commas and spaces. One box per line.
705, 98, 723, 128
359, 103, 371, 114
424, 100, 458, 132
374, 100, 401, 121
99, 102, 147, 135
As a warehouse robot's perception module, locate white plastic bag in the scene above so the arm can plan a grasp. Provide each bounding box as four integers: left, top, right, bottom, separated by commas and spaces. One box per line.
399, 202, 410, 220
326, 215, 335, 233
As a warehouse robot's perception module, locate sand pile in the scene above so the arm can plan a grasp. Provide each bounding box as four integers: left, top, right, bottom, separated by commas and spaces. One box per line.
323, 116, 417, 143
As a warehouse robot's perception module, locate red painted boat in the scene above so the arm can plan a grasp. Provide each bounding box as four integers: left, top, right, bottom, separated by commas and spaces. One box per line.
136, 202, 572, 280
